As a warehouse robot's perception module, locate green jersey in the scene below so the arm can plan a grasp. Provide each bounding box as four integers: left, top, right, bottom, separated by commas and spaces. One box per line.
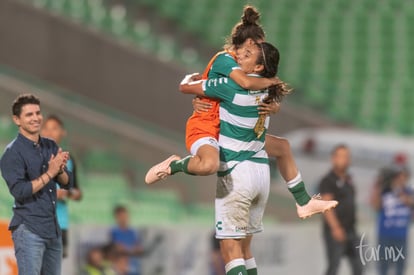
204, 76, 269, 176
208, 52, 241, 78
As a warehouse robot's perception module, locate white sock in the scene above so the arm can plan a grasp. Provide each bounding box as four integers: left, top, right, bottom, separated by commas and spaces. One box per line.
225, 258, 245, 273
287, 172, 302, 189
245, 257, 257, 270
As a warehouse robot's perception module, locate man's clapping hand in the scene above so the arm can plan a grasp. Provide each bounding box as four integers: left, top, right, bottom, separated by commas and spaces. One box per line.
47, 148, 69, 177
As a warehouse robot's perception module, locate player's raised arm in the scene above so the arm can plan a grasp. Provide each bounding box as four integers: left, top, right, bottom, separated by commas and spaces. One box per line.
230, 69, 279, 90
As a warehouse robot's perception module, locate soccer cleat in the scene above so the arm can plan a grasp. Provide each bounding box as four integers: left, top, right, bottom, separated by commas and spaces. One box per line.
145, 155, 181, 185
296, 194, 338, 219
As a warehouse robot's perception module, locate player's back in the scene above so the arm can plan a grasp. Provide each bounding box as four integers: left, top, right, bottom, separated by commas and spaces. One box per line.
185, 51, 238, 151
203, 76, 269, 175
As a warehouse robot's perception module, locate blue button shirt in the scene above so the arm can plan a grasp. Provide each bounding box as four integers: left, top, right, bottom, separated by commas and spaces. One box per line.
0, 133, 73, 239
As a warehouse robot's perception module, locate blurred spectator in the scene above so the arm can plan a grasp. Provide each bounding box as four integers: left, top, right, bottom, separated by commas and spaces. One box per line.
110, 205, 144, 275
319, 144, 363, 275
81, 246, 115, 275
370, 164, 413, 275
111, 253, 130, 275
41, 115, 82, 258
210, 231, 225, 275
102, 243, 130, 275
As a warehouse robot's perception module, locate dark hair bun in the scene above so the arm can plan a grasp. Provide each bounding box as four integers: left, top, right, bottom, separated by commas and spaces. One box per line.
242, 5, 260, 25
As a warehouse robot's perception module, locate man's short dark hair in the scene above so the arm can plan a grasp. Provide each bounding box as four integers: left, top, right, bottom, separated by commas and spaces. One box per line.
12, 94, 40, 117
45, 114, 65, 128
331, 143, 348, 155
113, 205, 127, 216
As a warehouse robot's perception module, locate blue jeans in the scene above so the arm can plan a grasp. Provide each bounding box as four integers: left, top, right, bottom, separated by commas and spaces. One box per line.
12, 224, 62, 275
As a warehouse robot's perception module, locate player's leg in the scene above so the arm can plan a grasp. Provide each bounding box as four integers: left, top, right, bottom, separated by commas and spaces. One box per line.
264, 134, 338, 218
145, 137, 219, 184
186, 143, 219, 175
216, 200, 249, 275
241, 235, 257, 275
220, 239, 247, 275
264, 135, 311, 204
264, 135, 298, 181
241, 161, 270, 275
215, 162, 257, 275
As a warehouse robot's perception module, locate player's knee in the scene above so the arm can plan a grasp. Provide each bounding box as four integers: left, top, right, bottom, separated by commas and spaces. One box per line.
278, 138, 291, 155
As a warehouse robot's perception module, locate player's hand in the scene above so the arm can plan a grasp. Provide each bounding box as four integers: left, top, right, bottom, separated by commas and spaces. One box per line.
331, 226, 346, 243
193, 97, 212, 113
190, 73, 202, 82
269, 77, 282, 86
180, 73, 201, 85
258, 101, 280, 115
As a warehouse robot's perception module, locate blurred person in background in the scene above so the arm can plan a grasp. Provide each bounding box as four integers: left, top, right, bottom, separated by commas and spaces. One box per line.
41, 115, 82, 258
0, 94, 72, 274
319, 144, 363, 275
81, 246, 115, 275
110, 205, 144, 275
102, 243, 130, 275
370, 163, 413, 275
110, 253, 129, 275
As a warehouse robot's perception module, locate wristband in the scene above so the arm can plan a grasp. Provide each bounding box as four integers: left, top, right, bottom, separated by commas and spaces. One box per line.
45, 172, 52, 181
40, 176, 46, 186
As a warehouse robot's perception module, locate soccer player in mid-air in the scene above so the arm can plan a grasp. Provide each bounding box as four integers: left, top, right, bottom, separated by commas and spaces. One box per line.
145, 5, 337, 219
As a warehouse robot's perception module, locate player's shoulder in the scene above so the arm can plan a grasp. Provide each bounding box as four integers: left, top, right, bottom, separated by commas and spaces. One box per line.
215, 51, 237, 63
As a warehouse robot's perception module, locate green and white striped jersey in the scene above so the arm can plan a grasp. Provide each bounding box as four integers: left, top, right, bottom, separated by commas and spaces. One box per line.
204, 76, 270, 176
208, 51, 241, 78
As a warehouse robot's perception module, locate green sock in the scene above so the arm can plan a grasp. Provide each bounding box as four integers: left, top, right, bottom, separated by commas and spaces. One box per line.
226, 259, 247, 275
169, 155, 194, 175
247, 268, 257, 275
227, 265, 247, 275
289, 181, 311, 206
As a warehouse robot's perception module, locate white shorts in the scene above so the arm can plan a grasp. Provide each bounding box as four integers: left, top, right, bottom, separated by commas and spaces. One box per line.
190, 136, 220, 155
215, 160, 270, 239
